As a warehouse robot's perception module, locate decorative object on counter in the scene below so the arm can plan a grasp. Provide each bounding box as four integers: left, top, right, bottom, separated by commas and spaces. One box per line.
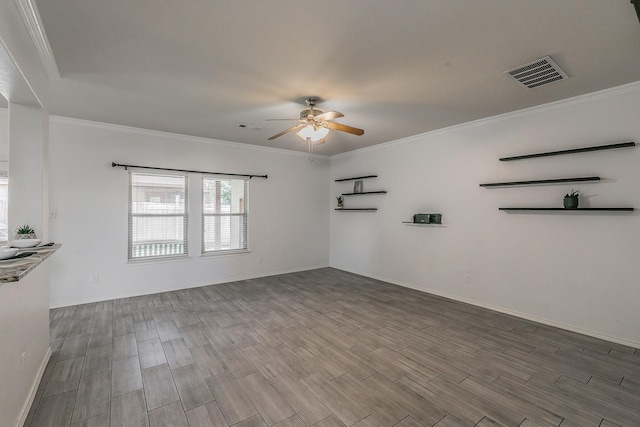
0, 248, 18, 260
336, 196, 344, 208
10, 239, 42, 248
564, 189, 579, 209
353, 180, 363, 193
15, 224, 36, 240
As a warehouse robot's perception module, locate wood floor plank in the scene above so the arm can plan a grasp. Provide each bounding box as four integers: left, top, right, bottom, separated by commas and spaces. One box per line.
58, 334, 90, 361
135, 320, 159, 342
172, 363, 215, 410
330, 373, 407, 426
241, 344, 289, 379
148, 400, 189, 427
70, 412, 110, 427
142, 363, 180, 411
190, 343, 227, 378
269, 372, 332, 426
301, 372, 368, 427
206, 371, 258, 425
185, 401, 229, 427
43, 355, 84, 397
112, 333, 138, 360
110, 388, 149, 427
162, 337, 195, 369
217, 344, 258, 378
82, 344, 112, 378
138, 337, 168, 369
361, 373, 446, 427
112, 355, 143, 396
72, 370, 111, 422
113, 315, 134, 337
31, 389, 76, 427
238, 372, 295, 425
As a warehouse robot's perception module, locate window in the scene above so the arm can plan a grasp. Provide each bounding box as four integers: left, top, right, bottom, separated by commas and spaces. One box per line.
0, 174, 7, 242
129, 172, 188, 260
202, 177, 247, 254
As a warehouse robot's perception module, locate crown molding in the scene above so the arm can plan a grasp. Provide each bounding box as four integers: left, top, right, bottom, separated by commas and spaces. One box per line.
14, 0, 60, 81
50, 114, 330, 160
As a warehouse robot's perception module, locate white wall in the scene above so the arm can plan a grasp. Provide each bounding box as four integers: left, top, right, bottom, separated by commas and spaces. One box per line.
48, 118, 330, 307
330, 82, 640, 347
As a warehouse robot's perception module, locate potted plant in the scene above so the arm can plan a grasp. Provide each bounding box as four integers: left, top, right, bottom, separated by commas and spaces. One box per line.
15, 225, 37, 239
563, 189, 579, 209
336, 196, 344, 208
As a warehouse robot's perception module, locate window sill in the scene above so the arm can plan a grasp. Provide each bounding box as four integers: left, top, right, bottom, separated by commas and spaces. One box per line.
126, 254, 191, 265
200, 249, 250, 258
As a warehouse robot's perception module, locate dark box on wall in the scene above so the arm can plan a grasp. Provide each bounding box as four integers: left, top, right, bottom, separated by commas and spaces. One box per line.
413, 214, 431, 224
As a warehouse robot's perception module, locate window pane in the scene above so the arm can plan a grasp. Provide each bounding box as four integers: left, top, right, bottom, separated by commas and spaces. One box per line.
202, 177, 247, 253
203, 179, 245, 214
203, 214, 246, 252
131, 174, 186, 214
0, 176, 7, 242
129, 172, 187, 260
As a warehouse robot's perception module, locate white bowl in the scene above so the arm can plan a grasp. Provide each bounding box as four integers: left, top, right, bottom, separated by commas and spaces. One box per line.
0, 247, 19, 259
10, 239, 42, 248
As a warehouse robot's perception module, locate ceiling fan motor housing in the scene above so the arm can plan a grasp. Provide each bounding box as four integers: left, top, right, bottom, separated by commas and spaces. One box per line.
300, 109, 323, 120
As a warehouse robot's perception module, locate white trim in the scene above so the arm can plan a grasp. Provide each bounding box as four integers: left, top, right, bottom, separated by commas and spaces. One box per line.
336, 267, 640, 350
14, 0, 60, 81
16, 346, 51, 427
49, 264, 330, 309
50, 115, 330, 160
332, 80, 640, 160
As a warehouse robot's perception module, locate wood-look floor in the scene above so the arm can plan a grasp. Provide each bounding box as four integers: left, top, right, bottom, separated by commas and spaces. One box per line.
26, 268, 640, 427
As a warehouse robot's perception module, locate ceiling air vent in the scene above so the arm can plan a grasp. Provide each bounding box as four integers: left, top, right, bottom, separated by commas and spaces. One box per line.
505, 56, 568, 89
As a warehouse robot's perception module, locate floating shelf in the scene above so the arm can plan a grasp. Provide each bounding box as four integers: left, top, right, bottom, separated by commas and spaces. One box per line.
342, 191, 387, 196
480, 176, 600, 188
335, 208, 377, 211
335, 175, 377, 182
402, 222, 446, 227
499, 142, 635, 161
500, 207, 634, 212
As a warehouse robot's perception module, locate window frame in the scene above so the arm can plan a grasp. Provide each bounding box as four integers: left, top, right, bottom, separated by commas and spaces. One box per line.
128, 171, 189, 262
201, 176, 249, 256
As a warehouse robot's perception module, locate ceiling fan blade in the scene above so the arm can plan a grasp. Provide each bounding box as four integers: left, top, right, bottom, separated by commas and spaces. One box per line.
325, 121, 365, 136
268, 123, 305, 140
314, 111, 344, 121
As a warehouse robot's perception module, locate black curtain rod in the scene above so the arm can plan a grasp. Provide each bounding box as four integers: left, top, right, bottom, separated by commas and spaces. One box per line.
111, 162, 267, 179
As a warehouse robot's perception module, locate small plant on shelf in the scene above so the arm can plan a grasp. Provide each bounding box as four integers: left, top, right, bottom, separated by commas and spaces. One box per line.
336, 196, 344, 208
563, 189, 579, 209
15, 224, 37, 239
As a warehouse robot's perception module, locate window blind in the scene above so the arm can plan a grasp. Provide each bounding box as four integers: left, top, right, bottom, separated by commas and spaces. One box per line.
202, 177, 248, 254
129, 172, 188, 260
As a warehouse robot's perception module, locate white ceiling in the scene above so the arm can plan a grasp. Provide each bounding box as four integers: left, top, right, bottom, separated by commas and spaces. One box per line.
34, 0, 640, 155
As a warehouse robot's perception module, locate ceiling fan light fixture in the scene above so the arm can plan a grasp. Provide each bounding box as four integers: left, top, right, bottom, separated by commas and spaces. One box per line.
296, 124, 329, 142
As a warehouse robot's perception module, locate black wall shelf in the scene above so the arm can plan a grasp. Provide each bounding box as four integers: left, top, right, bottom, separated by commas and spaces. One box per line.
335, 208, 377, 211
480, 176, 600, 188
335, 175, 377, 182
342, 191, 387, 196
500, 207, 634, 212
402, 222, 446, 227
499, 141, 635, 162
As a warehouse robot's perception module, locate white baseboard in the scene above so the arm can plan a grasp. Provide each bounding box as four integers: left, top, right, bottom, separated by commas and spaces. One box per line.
49, 264, 330, 309
337, 267, 640, 350
16, 347, 51, 427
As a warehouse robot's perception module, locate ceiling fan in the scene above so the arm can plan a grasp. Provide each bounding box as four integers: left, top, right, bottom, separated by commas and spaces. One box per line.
267, 97, 364, 144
